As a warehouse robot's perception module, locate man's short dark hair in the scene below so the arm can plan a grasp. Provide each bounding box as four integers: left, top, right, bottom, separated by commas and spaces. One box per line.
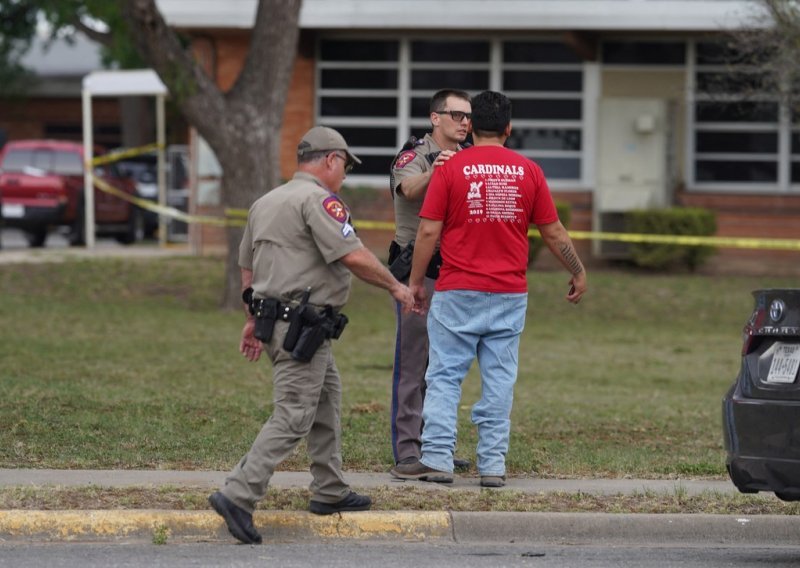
429, 89, 471, 113
471, 91, 512, 137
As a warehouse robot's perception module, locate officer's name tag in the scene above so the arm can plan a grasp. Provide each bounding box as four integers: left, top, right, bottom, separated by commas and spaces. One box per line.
342, 223, 354, 237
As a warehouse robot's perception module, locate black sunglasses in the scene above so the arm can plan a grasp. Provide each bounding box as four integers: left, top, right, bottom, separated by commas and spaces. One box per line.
329, 152, 354, 173
435, 110, 472, 122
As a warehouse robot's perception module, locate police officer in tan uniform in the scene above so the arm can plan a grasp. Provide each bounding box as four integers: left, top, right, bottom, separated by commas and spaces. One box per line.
388, 89, 472, 469
210, 126, 415, 545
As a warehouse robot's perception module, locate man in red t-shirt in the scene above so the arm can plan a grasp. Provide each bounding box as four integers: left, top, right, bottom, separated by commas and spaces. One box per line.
390, 91, 587, 488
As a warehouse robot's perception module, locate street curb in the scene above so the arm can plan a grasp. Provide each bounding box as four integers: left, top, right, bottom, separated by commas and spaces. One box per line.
0, 510, 452, 543
2, 510, 800, 545
451, 512, 800, 546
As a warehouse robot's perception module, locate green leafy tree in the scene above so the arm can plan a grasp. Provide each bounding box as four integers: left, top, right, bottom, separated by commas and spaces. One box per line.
0, 0, 302, 309
0, 0, 143, 92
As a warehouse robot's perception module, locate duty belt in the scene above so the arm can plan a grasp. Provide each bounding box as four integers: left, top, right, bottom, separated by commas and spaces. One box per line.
251, 298, 296, 321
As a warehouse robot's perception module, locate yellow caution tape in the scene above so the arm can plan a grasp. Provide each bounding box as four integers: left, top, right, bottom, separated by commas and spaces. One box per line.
91, 175, 245, 227
91, 143, 165, 167
224, 208, 249, 219
348, 220, 800, 251
565, 230, 800, 251
90, 144, 244, 226
92, 186, 800, 250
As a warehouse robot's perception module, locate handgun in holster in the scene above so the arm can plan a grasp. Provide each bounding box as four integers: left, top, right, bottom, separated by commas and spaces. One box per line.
291, 306, 349, 363
388, 240, 442, 281
290, 311, 332, 363
388, 239, 415, 281
282, 288, 312, 352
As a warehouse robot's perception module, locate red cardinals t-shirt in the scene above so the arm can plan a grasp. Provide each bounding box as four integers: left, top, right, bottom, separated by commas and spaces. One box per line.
420, 145, 558, 293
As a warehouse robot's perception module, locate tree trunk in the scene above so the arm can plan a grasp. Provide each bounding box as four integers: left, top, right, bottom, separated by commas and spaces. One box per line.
120, 0, 301, 310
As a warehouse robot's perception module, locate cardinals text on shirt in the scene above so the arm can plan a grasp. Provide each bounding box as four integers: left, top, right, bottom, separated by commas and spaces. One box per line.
462, 164, 525, 177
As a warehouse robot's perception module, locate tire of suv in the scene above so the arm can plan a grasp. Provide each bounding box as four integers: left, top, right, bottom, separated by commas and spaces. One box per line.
775, 492, 800, 502
68, 202, 85, 247
26, 228, 48, 248
116, 208, 141, 245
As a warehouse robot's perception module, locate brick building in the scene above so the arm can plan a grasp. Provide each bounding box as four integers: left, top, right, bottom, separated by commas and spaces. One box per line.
0, 35, 123, 148
158, 0, 800, 264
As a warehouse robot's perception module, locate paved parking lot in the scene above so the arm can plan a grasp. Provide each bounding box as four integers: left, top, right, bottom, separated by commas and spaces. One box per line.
0, 228, 190, 263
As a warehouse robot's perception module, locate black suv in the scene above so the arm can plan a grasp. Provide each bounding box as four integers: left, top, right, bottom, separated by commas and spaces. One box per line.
723, 288, 800, 501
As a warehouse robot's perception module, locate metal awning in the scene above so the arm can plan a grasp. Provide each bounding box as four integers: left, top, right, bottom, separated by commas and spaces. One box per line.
82, 69, 167, 97
82, 69, 168, 249
155, 0, 765, 32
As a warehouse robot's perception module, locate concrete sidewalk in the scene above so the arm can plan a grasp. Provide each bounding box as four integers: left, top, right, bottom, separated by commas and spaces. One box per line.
0, 468, 736, 496
0, 243, 192, 264
3, 469, 797, 545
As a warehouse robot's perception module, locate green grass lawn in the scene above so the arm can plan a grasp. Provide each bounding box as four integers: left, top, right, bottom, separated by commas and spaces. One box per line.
0, 255, 793, 477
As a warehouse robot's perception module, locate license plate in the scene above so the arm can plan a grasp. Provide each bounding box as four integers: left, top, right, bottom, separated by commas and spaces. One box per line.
766, 343, 800, 384
1, 203, 24, 218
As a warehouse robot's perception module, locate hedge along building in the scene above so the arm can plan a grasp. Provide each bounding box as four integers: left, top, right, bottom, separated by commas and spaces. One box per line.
158, 0, 799, 264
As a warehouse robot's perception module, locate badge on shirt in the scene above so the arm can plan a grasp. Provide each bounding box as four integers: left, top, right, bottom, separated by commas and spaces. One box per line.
323, 195, 347, 223
393, 150, 416, 170
342, 222, 355, 237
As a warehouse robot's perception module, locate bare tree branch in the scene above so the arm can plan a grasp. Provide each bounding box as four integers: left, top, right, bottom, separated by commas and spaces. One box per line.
72, 17, 113, 47
715, 1, 800, 109
120, 0, 226, 138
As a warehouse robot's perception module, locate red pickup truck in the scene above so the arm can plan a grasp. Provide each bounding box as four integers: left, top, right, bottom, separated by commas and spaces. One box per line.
0, 139, 140, 247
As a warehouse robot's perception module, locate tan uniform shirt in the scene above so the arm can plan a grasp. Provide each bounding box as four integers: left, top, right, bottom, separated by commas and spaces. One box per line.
391, 134, 465, 248
239, 171, 363, 310
390, 134, 444, 248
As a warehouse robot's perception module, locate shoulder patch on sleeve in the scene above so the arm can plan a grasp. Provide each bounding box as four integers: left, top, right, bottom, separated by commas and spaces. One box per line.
322, 195, 347, 223
393, 150, 417, 170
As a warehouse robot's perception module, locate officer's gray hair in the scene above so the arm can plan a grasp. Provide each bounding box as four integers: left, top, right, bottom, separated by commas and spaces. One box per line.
297, 150, 329, 165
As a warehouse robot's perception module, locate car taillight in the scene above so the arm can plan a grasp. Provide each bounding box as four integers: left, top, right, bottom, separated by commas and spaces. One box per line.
742, 307, 765, 356
742, 327, 756, 356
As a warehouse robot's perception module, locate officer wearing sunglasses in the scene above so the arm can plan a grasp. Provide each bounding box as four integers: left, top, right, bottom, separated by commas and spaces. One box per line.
387, 89, 473, 473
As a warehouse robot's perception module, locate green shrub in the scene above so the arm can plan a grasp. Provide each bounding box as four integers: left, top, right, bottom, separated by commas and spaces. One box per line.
528, 201, 571, 267
626, 207, 717, 271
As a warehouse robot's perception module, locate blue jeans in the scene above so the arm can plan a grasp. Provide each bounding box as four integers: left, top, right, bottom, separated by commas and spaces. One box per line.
420, 290, 527, 476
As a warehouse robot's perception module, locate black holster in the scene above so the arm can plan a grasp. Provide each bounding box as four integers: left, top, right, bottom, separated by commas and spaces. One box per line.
388, 240, 415, 280
287, 306, 349, 363
251, 298, 279, 343
387, 240, 442, 281
282, 302, 312, 352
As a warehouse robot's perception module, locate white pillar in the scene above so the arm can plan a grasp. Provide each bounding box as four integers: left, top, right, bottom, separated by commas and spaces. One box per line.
81, 89, 96, 249
156, 94, 167, 247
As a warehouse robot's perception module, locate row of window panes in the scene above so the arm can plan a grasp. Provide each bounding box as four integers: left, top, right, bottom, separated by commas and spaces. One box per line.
319, 38, 690, 65
319, 96, 582, 121
697, 134, 800, 182
697, 156, 800, 184
320, 69, 583, 92
318, 37, 800, 185
695, 40, 790, 184
319, 40, 582, 63
318, 39, 584, 178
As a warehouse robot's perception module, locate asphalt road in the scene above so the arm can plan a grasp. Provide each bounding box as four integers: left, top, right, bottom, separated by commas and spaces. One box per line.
0, 227, 189, 264
1, 542, 799, 568
0, 227, 90, 249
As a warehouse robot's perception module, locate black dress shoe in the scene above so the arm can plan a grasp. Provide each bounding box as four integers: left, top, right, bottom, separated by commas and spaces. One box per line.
309, 491, 372, 515
209, 491, 262, 544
